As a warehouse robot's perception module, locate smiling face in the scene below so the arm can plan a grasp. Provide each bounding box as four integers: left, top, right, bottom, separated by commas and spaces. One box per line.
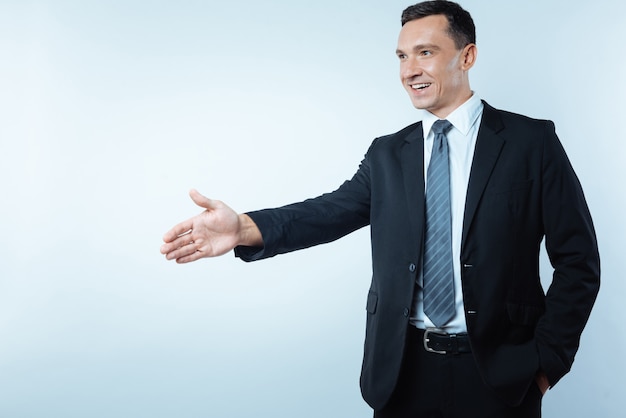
396, 14, 477, 118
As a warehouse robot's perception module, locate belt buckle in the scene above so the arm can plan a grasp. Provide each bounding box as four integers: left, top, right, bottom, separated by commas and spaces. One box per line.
423, 327, 449, 354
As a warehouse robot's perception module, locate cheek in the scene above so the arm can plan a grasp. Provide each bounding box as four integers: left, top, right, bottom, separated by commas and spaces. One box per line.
444, 60, 464, 84
441, 67, 463, 90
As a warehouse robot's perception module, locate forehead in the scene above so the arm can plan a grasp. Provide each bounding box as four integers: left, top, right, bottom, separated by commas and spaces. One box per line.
397, 14, 455, 49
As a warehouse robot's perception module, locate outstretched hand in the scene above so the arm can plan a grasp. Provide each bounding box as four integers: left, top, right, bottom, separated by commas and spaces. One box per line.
160, 189, 261, 263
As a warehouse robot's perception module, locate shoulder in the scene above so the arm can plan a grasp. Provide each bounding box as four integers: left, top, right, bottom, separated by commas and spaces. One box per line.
368, 121, 423, 151
482, 102, 567, 160
482, 101, 555, 133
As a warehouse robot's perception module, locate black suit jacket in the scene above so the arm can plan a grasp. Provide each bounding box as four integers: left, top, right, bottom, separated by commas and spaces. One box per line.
235, 102, 600, 409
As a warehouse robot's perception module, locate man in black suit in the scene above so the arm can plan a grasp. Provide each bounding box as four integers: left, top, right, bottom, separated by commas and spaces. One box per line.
160, 1, 600, 416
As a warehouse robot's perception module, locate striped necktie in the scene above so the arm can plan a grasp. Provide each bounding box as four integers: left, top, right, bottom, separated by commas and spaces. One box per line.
423, 119, 455, 328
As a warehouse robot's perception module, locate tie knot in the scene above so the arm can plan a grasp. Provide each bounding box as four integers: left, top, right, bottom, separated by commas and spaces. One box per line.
432, 119, 452, 135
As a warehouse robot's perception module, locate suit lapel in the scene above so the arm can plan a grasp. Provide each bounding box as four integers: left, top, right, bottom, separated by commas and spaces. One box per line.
400, 122, 426, 239
462, 103, 505, 245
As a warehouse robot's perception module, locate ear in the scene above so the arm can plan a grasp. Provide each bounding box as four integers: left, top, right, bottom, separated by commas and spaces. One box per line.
460, 43, 477, 71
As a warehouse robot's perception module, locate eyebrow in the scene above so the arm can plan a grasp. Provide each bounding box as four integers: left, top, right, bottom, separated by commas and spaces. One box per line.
396, 43, 441, 55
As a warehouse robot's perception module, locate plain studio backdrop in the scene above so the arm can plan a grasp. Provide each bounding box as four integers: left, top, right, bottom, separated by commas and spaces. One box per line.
0, 0, 623, 416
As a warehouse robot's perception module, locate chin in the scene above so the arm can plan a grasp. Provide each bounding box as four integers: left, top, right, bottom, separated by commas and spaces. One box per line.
406, 93, 431, 110
410, 99, 432, 110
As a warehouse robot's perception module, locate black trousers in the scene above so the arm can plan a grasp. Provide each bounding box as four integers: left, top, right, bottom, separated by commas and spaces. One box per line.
374, 327, 542, 418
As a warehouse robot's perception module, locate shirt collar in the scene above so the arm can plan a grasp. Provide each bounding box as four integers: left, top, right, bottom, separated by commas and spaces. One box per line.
421, 93, 484, 138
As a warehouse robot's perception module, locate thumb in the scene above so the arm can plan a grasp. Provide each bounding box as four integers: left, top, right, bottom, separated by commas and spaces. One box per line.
189, 189, 216, 210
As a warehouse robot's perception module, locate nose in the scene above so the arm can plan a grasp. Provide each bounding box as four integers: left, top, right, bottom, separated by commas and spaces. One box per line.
400, 58, 422, 81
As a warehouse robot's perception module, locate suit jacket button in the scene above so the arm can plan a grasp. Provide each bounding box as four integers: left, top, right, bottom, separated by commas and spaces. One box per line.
409, 263, 416, 273
403, 308, 410, 317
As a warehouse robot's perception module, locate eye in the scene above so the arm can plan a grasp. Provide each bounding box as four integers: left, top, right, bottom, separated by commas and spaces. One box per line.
421, 50, 433, 56
397, 53, 407, 60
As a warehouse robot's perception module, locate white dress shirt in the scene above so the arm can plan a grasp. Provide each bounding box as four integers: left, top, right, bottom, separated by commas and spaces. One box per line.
410, 93, 484, 333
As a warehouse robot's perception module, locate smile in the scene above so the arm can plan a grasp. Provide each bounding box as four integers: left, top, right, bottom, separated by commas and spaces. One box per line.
411, 83, 431, 90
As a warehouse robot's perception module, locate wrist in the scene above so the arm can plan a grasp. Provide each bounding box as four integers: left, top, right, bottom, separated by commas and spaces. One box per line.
238, 214, 263, 247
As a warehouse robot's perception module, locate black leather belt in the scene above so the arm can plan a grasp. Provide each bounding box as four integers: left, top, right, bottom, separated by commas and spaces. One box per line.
423, 328, 471, 355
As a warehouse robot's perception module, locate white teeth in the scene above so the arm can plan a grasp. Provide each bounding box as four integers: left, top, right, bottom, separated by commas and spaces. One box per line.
411, 83, 431, 90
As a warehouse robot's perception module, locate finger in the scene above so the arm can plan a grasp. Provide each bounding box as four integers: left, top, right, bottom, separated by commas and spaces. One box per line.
189, 189, 219, 211
170, 239, 205, 263
160, 230, 195, 254
163, 238, 198, 261
175, 248, 205, 264
162, 219, 193, 243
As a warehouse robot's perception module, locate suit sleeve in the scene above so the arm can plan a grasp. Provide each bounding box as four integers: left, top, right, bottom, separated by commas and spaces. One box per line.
234, 142, 375, 261
535, 121, 600, 387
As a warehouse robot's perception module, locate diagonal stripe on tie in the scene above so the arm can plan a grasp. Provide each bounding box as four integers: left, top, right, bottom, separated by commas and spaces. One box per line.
423, 119, 455, 328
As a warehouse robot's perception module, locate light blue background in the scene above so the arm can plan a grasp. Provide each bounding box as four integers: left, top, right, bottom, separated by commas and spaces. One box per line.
1, 0, 623, 416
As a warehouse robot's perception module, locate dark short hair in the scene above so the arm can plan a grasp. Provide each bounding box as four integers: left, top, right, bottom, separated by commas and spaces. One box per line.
401, 1, 476, 49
